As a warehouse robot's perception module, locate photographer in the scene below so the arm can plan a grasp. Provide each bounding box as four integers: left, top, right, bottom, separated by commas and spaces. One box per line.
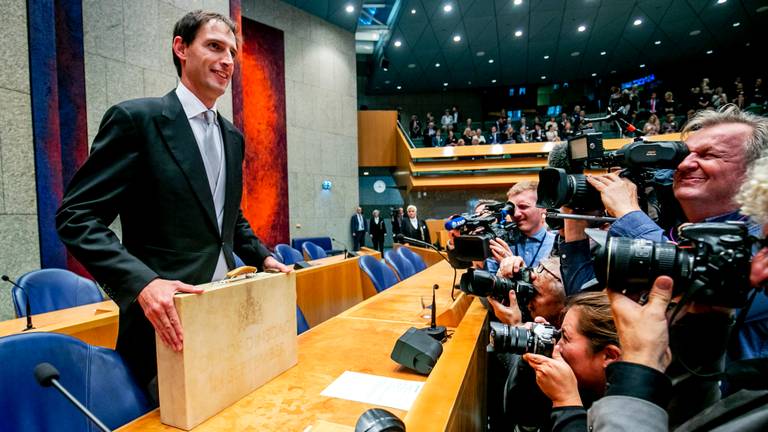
487, 257, 566, 327
503, 182, 557, 268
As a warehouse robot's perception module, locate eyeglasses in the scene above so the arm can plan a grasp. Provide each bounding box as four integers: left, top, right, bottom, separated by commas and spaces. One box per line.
534, 263, 562, 284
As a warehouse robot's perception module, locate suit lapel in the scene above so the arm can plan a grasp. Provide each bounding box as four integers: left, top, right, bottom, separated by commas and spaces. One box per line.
220, 117, 242, 239
156, 92, 219, 235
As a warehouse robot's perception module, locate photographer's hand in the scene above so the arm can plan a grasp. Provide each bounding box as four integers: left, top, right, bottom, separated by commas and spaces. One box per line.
561, 206, 587, 242
487, 290, 522, 325
489, 238, 514, 263
498, 255, 525, 278
586, 173, 641, 218
607, 276, 673, 372
524, 346, 582, 407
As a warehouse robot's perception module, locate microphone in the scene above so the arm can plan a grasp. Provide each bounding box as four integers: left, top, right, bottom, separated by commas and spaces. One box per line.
2, 274, 34, 331
444, 216, 467, 230
331, 237, 356, 258
34, 363, 112, 432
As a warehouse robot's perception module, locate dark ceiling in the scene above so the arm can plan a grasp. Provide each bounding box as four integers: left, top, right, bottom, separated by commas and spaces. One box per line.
288, 0, 768, 94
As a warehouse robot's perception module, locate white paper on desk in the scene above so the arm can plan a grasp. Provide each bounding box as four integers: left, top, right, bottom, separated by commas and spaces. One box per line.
320, 371, 424, 411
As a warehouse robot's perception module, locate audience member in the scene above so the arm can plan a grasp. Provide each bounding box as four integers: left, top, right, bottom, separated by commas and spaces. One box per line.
660, 113, 678, 134
401, 205, 431, 245
642, 114, 660, 136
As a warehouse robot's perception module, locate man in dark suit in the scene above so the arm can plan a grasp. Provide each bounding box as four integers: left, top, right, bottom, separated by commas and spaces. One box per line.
350, 207, 367, 251
55, 11, 291, 393
391, 207, 404, 238
369, 209, 387, 252
488, 126, 502, 144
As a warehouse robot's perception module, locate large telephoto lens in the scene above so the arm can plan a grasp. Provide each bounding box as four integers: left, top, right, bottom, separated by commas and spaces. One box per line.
537, 168, 603, 210
489, 322, 560, 357
459, 268, 514, 300
593, 237, 693, 294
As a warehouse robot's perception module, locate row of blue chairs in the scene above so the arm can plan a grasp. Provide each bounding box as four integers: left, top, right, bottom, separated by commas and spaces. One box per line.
358, 247, 427, 293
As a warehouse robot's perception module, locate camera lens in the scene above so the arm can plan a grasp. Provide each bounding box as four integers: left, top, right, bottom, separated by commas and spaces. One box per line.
537, 168, 603, 210
489, 322, 530, 353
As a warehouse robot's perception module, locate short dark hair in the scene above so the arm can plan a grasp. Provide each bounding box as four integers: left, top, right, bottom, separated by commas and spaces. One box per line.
172, 10, 237, 77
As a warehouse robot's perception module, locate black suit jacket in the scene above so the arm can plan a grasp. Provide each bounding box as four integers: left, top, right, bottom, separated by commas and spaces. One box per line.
369, 217, 386, 238
56, 91, 271, 386
350, 214, 367, 234
401, 218, 431, 245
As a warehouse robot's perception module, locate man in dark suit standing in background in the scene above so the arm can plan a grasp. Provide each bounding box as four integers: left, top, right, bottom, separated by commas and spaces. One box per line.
350, 206, 367, 251
391, 207, 404, 240
56, 10, 291, 396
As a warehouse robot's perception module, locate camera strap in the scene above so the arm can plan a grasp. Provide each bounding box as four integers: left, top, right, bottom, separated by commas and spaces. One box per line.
515, 236, 546, 267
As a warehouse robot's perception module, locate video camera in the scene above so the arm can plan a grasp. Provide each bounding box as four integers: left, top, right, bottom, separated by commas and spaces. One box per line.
537, 132, 689, 211
460, 267, 536, 320
589, 221, 755, 308
487, 322, 561, 357
445, 201, 518, 262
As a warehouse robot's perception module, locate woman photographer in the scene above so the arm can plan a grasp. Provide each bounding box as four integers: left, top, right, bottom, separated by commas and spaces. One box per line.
522, 291, 622, 431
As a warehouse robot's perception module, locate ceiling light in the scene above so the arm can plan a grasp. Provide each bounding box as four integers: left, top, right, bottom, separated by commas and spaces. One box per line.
488, 59, 494, 63
514, 0, 523, 5
453, 35, 461, 42
633, 19, 643, 26
758, 6, 768, 12
571, 51, 580, 56
396, 85, 402, 90
443, 4, 453, 12
492, 79, 497, 83
411, 9, 416, 14
611, 70, 616, 74
654, 40, 661, 45
717, 0, 727, 4
577, 25, 586, 32
544, 55, 550, 59
514, 30, 523, 37
592, 73, 597, 77
706, 50, 713, 54
541, 75, 547, 80
384, 80, 390, 84
407, 63, 416, 68
345, 5, 354, 13
468, 81, 472, 85
443, 82, 448, 86
689, 29, 701, 35
476, 51, 485, 56
435, 62, 441, 67
733, 22, 740, 27
394, 40, 402, 47
363, 171, 369, 175
600, 51, 606, 55
639, 64, 646, 68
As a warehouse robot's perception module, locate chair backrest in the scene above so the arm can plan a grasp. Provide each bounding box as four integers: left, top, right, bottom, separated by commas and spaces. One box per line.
13, 269, 103, 317
297, 306, 310, 334
359, 255, 399, 293
0, 332, 153, 431
291, 237, 333, 253
396, 246, 427, 272
276, 244, 304, 265
384, 250, 416, 280
302, 241, 328, 260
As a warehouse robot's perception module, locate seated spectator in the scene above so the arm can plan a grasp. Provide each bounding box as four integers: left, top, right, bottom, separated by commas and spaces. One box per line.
559, 112, 570, 132
561, 121, 574, 139
571, 106, 583, 130
446, 129, 458, 145
662, 91, 677, 116
462, 127, 474, 143
733, 92, 747, 109
660, 113, 678, 134
488, 125, 503, 144
408, 114, 421, 138
433, 129, 445, 147
518, 126, 529, 142
456, 138, 466, 146
531, 123, 546, 142
471, 136, 480, 146
465, 117, 473, 131
503, 126, 516, 143
545, 116, 558, 132
642, 114, 660, 136
422, 121, 437, 146
441, 109, 453, 129
546, 124, 560, 142
475, 128, 486, 144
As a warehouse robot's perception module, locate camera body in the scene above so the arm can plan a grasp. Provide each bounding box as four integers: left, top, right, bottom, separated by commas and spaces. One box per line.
460, 267, 536, 319
446, 201, 518, 262
488, 322, 561, 357
591, 221, 753, 308
537, 132, 689, 211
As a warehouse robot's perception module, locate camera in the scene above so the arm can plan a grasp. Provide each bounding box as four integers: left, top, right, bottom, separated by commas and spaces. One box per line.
460, 267, 536, 318
589, 222, 753, 308
488, 322, 561, 357
536, 132, 689, 210
445, 201, 518, 262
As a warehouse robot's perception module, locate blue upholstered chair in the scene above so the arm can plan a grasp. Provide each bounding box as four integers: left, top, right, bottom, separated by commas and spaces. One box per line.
297, 306, 310, 334
276, 244, 304, 265
384, 250, 416, 280
396, 246, 428, 273
359, 255, 399, 293
302, 241, 327, 260
12, 269, 103, 318
0, 332, 153, 431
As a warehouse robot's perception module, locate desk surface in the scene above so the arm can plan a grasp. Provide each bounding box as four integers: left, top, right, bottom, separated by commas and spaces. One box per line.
120, 260, 487, 431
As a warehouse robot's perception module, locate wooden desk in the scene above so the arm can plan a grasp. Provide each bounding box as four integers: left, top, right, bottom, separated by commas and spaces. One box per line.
120, 261, 488, 431
0, 300, 118, 348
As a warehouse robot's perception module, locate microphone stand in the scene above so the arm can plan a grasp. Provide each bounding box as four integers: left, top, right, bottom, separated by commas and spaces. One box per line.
422, 284, 447, 341
331, 237, 354, 259
35, 363, 111, 432
2, 275, 34, 331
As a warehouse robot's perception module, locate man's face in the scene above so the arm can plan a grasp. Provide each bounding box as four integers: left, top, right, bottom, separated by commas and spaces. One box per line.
174, 20, 237, 107
508, 190, 545, 236
356, 207, 362, 214
529, 271, 564, 324
673, 123, 751, 219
